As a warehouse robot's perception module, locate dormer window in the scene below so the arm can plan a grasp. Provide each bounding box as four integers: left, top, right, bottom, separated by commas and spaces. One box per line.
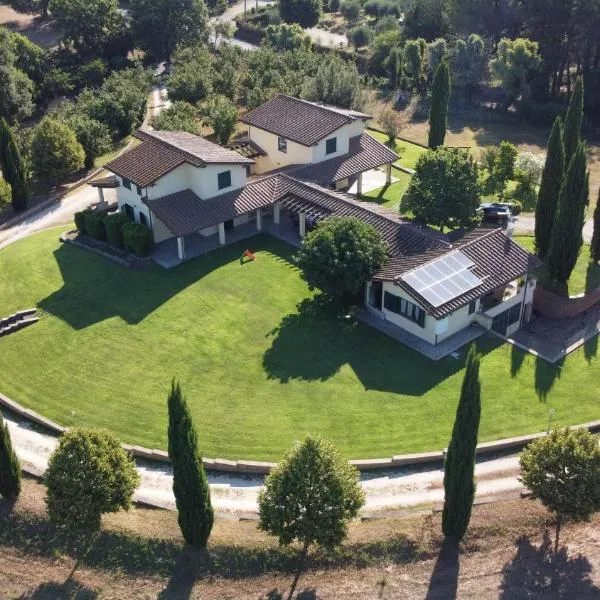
122, 177, 132, 190
278, 136, 287, 153
326, 137, 337, 155
218, 170, 232, 190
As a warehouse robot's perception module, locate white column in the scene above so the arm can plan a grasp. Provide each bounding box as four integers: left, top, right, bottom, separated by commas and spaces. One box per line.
218, 222, 226, 245
386, 163, 392, 185
97, 187, 105, 206
356, 172, 363, 196
256, 208, 262, 231
274, 202, 280, 224
299, 213, 306, 238
177, 236, 185, 260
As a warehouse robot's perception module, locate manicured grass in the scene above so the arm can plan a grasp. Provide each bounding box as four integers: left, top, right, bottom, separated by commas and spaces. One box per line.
1, 229, 600, 461
367, 130, 426, 170
514, 234, 600, 296
361, 175, 411, 210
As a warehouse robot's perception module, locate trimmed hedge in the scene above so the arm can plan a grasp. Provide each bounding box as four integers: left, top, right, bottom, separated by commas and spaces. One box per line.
84, 210, 107, 241
74, 208, 93, 235
103, 212, 131, 248
122, 222, 153, 256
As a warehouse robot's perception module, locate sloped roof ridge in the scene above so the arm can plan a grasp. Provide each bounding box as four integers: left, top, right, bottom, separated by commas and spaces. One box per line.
135, 130, 205, 165
274, 94, 356, 123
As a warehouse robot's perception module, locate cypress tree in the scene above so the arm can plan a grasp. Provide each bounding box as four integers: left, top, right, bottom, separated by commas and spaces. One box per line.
547, 143, 588, 283
591, 190, 600, 262
0, 118, 28, 212
0, 413, 21, 503
167, 379, 213, 549
563, 76, 584, 165
428, 61, 451, 149
535, 117, 565, 258
442, 344, 481, 541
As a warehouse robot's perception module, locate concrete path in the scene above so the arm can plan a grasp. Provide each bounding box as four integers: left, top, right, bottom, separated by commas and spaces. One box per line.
4, 411, 524, 517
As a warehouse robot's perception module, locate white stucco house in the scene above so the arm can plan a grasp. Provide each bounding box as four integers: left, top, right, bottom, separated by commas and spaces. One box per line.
96, 94, 539, 356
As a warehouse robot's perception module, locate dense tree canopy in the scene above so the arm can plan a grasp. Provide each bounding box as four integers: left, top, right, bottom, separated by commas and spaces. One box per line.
401, 148, 481, 231
279, 0, 321, 28
454, 34, 487, 102
301, 56, 363, 109
203, 95, 237, 145
152, 101, 201, 135
0, 415, 21, 503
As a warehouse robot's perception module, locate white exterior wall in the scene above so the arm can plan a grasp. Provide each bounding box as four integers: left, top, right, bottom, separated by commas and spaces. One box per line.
312, 120, 366, 164
248, 125, 313, 173
151, 214, 173, 243
116, 179, 151, 226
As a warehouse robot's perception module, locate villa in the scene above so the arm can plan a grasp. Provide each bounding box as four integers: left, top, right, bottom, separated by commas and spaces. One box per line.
97, 94, 539, 356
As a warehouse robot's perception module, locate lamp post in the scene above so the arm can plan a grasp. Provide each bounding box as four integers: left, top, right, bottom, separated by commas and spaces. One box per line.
547, 409, 556, 434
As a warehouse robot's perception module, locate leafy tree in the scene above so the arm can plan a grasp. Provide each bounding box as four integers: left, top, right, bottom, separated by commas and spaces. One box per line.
167, 48, 214, 104
301, 56, 362, 109
7, 30, 46, 84
492, 140, 518, 195
40, 68, 74, 100
454, 34, 487, 103
404, 0, 449, 41
30, 118, 85, 181
547, 143, 588, 283
130, 0, 209, 61
514, 151, 545, 208
0, 178, 11, 209
0, 118, 29, 211
428, 60, 451, 149
403, 38, 426, 91
340, 0, 361, 24
48, 0, 129, 59
442, 345, 481, 541
264, 23, 312, 51
379, 107, 403, 142
203, 95, 237, 145
0, 65, 35, 124
0, 414, 21, 503
426, 38, 447, 78
401, 148, 481, 231
520, 428, 600, 552
535, 117, 565, 257
62, 114, 112, 169
490, 38, 542, 110
152, 101, 201, 135
592, 190, 600, 262
45, 428, 140, 534
369, 29, 402, 77
279, 0, 321, 28
387, 47, 402, 89
168, 380, 213, 549
563, 76, 584, 165
295, 216, 387, 299
259, 435, 364, 600
347, 25, 373, 49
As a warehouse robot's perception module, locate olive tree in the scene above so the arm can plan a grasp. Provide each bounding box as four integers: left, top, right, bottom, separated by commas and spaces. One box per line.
259, 435, 364, 600
520, 428, 600, 552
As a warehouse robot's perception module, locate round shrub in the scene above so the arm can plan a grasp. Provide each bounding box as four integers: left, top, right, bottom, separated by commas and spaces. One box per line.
340, 0, 361, 23
84, 210, 107, 241
122, 221, 153, 256
103, 212, 131, 248
348, 25, 373, 48
328, 0, 340, 11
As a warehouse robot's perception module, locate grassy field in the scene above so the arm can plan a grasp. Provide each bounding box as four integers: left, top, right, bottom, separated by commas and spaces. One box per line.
1, 229, 599, 460
361, 175, 411, 209
367, 129, 426, 170
514, 234, 600, 296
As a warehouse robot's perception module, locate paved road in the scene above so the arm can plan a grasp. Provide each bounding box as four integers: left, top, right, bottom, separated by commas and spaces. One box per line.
515, 213, 594, 242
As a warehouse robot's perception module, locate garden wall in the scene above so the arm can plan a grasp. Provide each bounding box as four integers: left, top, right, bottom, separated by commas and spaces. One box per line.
534, 285, 600, 319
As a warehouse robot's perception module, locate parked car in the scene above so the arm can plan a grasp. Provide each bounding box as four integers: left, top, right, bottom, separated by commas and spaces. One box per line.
478, 202, 512, 223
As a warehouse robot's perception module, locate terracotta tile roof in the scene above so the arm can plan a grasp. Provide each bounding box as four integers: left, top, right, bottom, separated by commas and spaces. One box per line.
374, 228, 542, 318
106, 130, 253, 188
240, 95, 368, 146
282, 134, 398, 184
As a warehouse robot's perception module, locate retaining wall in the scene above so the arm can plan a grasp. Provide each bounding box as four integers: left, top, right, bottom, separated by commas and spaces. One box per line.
534, 285, 600, 319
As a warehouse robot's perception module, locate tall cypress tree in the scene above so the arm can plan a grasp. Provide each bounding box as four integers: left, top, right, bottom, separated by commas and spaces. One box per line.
535, 117, 565, 258
547, 143, 588, 283
167, 380, 213, 549
0, 118, 28, 212
442, 344, 481, 541
428, 61, 451, 149
591, 190, 600, 262
0, 413, 21, 503
563, 76, 584, 165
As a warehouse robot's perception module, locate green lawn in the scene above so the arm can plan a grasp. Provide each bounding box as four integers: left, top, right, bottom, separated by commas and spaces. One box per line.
367, 130, 426, 170
361, 175, 411, 210
514, 235, 600, 296
1, 229, 599, 461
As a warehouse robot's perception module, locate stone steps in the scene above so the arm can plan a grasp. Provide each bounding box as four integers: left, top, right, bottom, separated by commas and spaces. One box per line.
0, 309, 38, 337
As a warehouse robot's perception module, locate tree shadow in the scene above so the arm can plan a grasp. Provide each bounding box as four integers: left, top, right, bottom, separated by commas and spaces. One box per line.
296, 589, 319, 599
424, 538, 460, 600
262, 295, 501, 395
534, 357, 564, 401
499, 532, 600, 599
38, 235, 296, 330
510, 344, 526, 377
584, 334, 598, 364
19, 579, 98, 600
585, 262, 600, 293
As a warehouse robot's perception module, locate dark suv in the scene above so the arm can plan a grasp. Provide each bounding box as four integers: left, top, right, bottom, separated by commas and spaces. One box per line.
478, 202, 512, 223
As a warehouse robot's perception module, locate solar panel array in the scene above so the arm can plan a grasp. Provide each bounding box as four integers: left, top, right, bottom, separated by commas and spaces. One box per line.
402, 251, 483, 308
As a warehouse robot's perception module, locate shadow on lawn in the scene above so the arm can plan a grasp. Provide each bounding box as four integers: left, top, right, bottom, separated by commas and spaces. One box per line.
38, 235, 296, 330
499, 533, 600, 599
534, 357, 564, 401
20, 579, 98, 600
263, 295, 502, 395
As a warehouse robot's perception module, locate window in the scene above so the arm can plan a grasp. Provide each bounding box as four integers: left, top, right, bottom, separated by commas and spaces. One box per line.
122, 203, 134, 221
278, 137, 287, 153
136, 185, 143, 196
217, 170, 232, 190
122, 178, 131, 190
468, 300, 477, 315
139, 212, 148, 227
325, 137, 337, 155
384, 291, 425, 328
